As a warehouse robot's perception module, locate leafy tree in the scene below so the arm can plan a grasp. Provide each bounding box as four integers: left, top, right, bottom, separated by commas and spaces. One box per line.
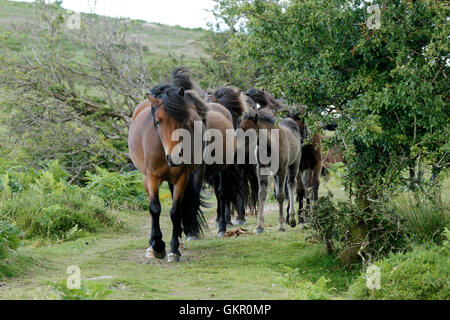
211, 0, 449, 203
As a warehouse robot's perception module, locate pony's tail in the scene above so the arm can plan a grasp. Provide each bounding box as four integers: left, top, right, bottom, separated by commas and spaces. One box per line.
239, 163, 259, 210
220, 164, 250, 214
181, 170, 208, 237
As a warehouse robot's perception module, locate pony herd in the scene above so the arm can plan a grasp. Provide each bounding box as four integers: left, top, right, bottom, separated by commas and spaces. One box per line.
128, 68, 331, 262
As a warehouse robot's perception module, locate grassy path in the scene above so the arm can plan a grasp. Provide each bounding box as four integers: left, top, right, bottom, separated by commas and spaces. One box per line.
0, 182, 356, 300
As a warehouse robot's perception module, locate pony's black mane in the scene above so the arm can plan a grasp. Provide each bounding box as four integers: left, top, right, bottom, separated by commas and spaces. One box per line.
171, 67, 194, 91
184, 89, 209, 123
170, 67, 207, 100
213, 87, 245, 117
150, 84, 190, 123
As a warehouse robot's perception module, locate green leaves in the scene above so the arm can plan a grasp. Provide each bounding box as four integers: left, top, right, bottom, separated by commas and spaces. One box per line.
212, 0, 448, 199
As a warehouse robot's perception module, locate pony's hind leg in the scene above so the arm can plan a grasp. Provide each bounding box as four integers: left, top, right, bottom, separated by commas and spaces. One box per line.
287, 164, 299, 228
224, 203, 233, 229
256, 169, 269, 234
145, 174, 166, 259
275, 171, 287, 232
311, 162, 321, 202
234, 197, 246, 225
296, 171, 306, 224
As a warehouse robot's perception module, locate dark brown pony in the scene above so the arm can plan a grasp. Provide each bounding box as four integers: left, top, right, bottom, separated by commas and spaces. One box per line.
210, 86, 259, 225
128, 86, 206, 263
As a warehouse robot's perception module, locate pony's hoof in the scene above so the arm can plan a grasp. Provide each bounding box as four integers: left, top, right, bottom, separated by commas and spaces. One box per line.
226, 223, 233, 229
279, 227, 286, 232
255, 227, 264, 234
235, 219, 246, 226
290, 220, 297, 228
217, 231, 226, 238
146, 247, 166, 260
298, 217, 306, 224
167, 253, 181, 263
186, 235, 199, 241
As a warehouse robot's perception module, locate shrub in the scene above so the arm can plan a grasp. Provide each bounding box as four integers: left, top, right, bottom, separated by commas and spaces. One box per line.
0, 167, 121, 241
392, 193, 449, 245
85, 167, 148, 209
0, 221, 21, 260
311, 194, 408, 266
348, 231, 450, 300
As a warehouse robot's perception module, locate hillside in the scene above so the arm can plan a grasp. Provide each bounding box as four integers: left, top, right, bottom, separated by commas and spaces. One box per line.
0, 0, 208, 60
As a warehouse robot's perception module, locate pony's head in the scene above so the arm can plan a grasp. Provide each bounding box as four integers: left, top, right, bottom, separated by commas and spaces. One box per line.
285, 105, 307, 139
245, 88, 283, 111
245, 88, 268, 110
148, 84, 197, 167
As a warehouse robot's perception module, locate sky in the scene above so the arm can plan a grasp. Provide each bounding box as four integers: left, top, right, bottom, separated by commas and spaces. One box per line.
14, 0, 217, 29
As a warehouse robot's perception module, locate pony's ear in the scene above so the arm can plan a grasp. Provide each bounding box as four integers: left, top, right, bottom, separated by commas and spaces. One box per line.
177, 87, 185, 97
146, 93, 162, 106
151, 105, 157, 119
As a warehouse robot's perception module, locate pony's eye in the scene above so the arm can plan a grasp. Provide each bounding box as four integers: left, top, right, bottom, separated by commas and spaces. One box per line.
155, 120, 160, 126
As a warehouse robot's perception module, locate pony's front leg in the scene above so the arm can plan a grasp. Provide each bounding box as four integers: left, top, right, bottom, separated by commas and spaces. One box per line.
255, 169, 268, 234
167, 174, 188, 263
145, 174, 166, 259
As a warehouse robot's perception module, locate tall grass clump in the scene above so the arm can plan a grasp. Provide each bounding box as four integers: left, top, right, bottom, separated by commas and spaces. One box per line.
393, 193, 449, 245
0, 161, 122, 241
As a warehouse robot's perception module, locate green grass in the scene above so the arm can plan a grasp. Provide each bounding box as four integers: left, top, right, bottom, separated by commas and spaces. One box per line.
0, 175, 358, 300
348, 242, 449, 300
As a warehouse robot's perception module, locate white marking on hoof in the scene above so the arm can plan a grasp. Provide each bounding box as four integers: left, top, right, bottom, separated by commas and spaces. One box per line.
145, 247, 152, 259
217, 231, 226, 238
146, 247, 166, 259
167, 253, 181, 263
187, 235, 198, 241
235, 219, 246, 226
255, 227, 264, 234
